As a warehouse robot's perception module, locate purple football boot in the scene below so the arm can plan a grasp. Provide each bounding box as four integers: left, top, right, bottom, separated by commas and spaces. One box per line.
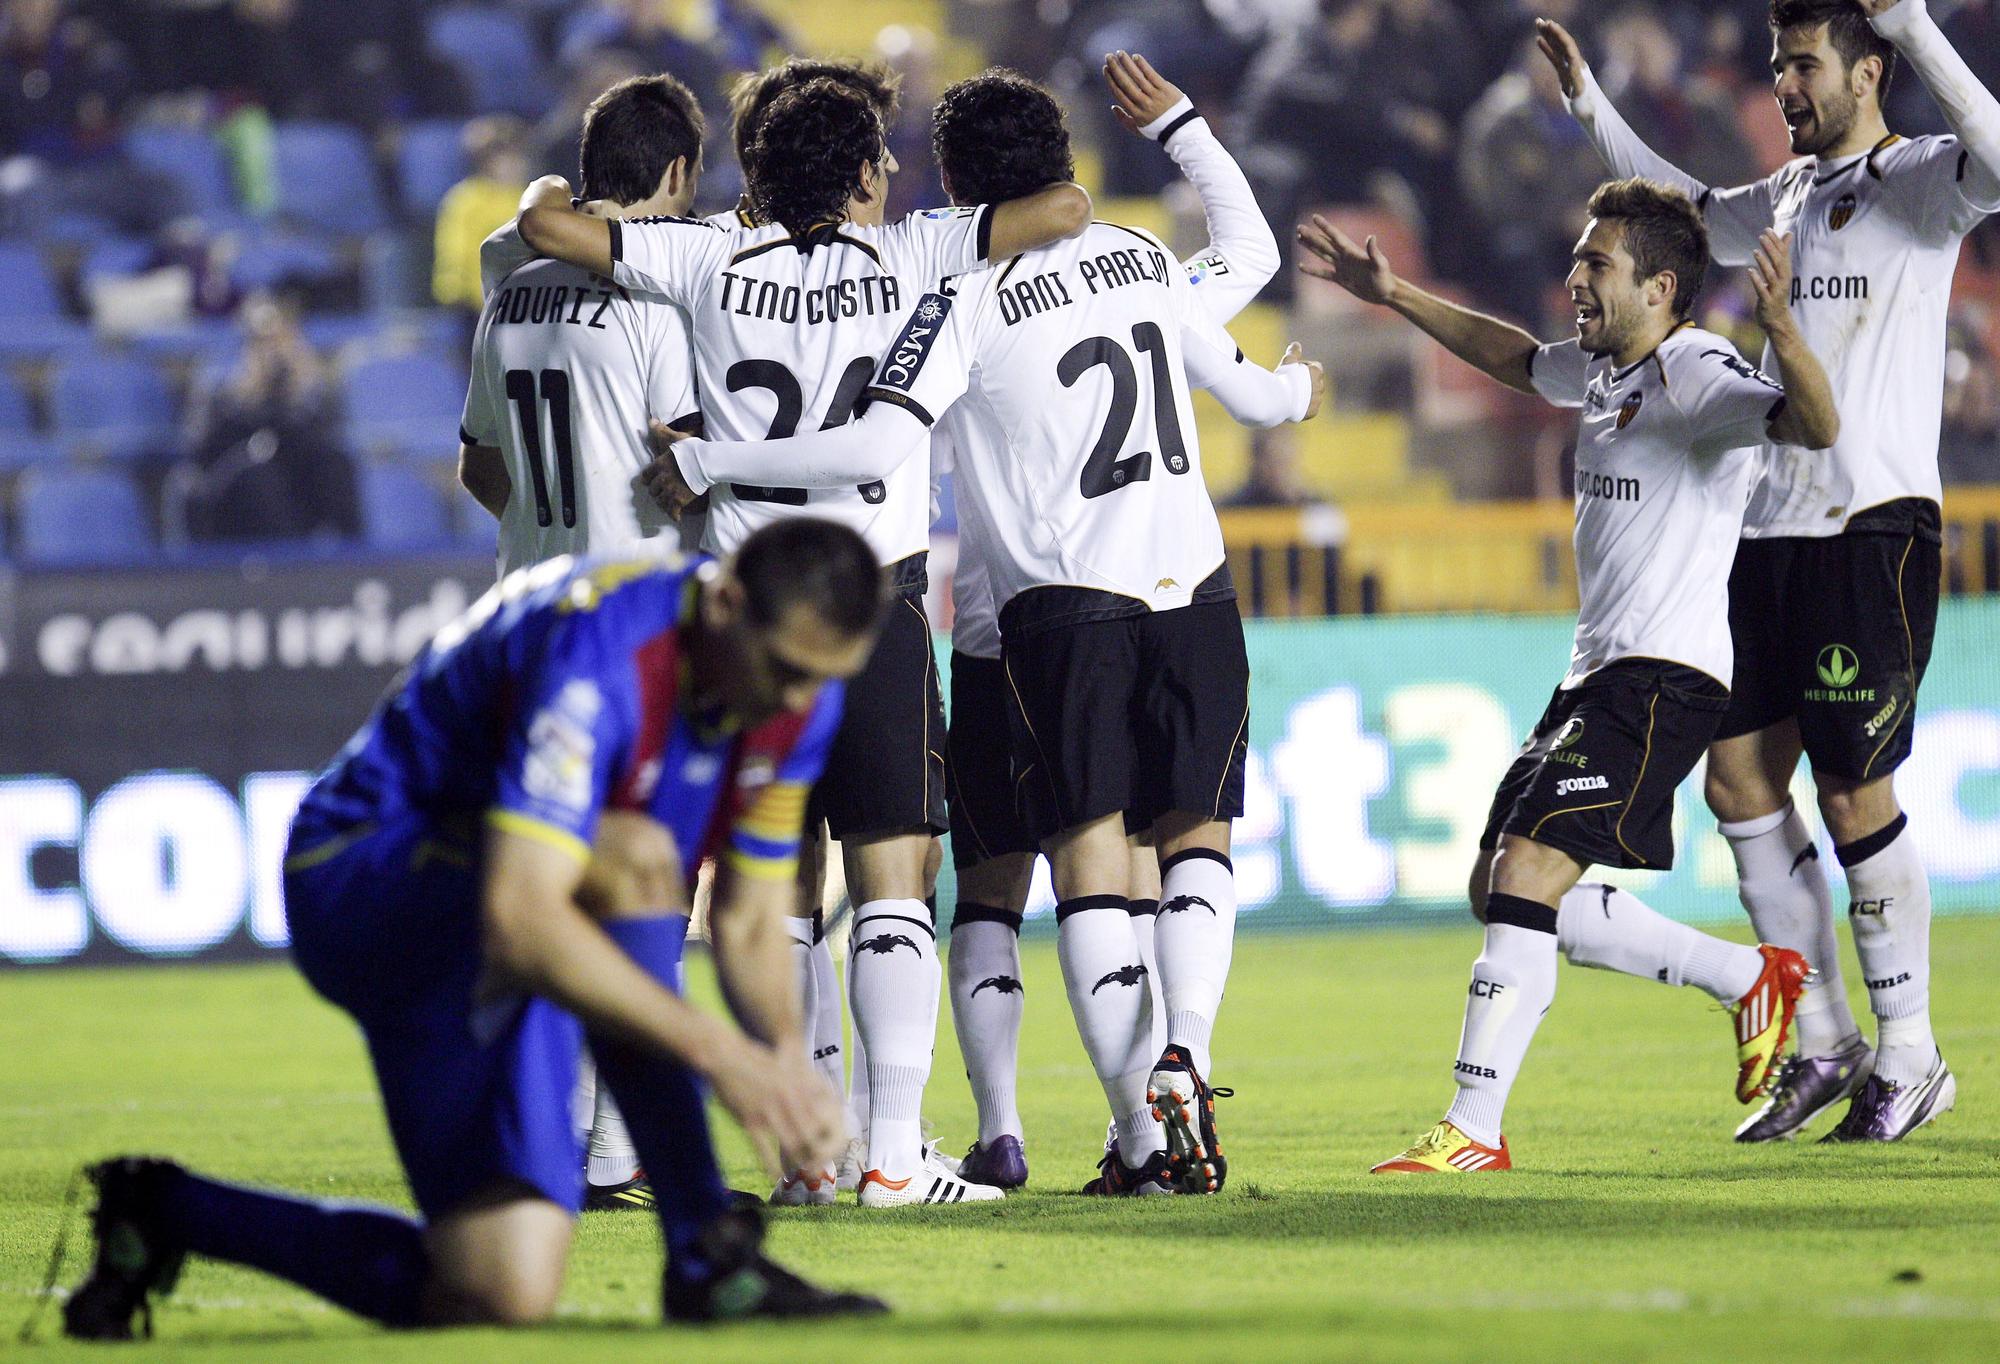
1821, 1053, 1957, 1143
1735, 1037, 1874, 1142
956, 1135, 1028, 1190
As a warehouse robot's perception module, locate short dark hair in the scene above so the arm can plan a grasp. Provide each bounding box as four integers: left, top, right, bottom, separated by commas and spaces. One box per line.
1586, 178, 1711, 317
579, 74, 705, 206
734, 518, 884, 638
1770, 1, 1897, 103
729, 58, 900, 179
932, 68, 1074, 208
744, 78, 885, 235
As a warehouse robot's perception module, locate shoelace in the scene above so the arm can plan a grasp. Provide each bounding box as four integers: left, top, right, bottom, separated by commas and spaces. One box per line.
1765, 1055, 1806, 1103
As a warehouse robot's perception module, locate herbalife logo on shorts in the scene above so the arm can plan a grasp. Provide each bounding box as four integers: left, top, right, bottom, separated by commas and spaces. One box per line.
1547, 716, 1589, 768
1806, 644, 1875, 703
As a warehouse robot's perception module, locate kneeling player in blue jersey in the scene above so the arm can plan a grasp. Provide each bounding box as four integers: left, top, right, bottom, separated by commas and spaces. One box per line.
63, 520, 890, 1337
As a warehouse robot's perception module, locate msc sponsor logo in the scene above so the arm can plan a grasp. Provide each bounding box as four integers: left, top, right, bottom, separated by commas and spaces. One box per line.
1576, 470, 1641, 502
1556, 774, 1610, 796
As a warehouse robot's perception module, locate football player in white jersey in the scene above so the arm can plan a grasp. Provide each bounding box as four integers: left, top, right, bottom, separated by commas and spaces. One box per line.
650, 69, 1323, 1196
1299, 178, 1841, 1171
512, 77, 1092, 1207
933, 52, 1285, 1192
1539, 0, 2000, 1142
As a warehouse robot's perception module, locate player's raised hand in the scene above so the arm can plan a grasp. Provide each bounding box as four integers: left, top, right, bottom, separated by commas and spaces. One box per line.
1748, 230, 1798, 335
1853, 0, 1898, 16
1279, 342, 1329, 421
643, 418, 702, 519
1103, 50, 1185, 136
1534, 18, 1588, 101
1296, 215, 1397, 305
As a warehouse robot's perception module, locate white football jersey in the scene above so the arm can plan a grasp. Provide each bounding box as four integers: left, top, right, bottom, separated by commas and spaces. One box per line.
607, 205, 994, 565
462, 248, 698, 575
1678, 135, 1993, 536
866, 221, 1254, 624
1530, 325, 1778, 688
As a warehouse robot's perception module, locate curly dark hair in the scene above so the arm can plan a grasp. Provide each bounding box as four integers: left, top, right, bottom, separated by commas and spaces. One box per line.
579, 74, 704, 206
745, 78, 885, 235
931, 68, 1074, 209
729, 58, 900, 177
1770, 1, 1896, 102
1586, 178, 1711, 318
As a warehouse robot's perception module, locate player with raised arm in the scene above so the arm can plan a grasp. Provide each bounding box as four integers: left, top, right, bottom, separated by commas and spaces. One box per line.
511, 78, 1092, 1207
649, 68, 1323, 1196
1539, 0, 1999, 1142
60, 522, 888, 1338
1299, 179, 1840, 1172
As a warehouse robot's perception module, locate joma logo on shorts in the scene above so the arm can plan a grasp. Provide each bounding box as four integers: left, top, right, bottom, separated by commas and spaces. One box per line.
1864, 699, 1899, 737
1556, 775, 1610, 795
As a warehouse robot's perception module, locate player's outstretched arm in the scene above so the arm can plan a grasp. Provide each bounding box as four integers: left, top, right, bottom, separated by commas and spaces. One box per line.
984, 180, 1093, 261
1748, 230, 1841, 449
1106, 50, 1280, 318
1298, 215, 1538, 394
1866, 0, 2000, 205
1183, 327, 1324, 427
644, 398, 934, 518
457, 441, 509, 519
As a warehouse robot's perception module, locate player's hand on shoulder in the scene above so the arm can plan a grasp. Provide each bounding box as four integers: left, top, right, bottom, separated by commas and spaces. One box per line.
642, 419, 702, 520
1296, 215, 1397, 304
1104, 50, 1186, 136
1748, 230, 1798, 336
1854, 0, 1899, 17
1280, 341, 1329, 421
1534, 18, 1588, 101
576, 199, 616, 219
519, 174, 573, 214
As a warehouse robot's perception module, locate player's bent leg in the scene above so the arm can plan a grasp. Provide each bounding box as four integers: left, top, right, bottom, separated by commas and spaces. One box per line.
947, 850, 1034, 1189
1816, 778, 1953, 1143
422, 1183, 573, 1325
1147, 814, 1237, 1193
1466, 849, 1496, 923
1376, 837, 1577, 1174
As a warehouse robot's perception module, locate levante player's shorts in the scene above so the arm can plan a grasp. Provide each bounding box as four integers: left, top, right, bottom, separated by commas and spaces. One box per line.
1716, 499, 1941, 781
283, 814, 587, 1220
1481, 657, 1728, 872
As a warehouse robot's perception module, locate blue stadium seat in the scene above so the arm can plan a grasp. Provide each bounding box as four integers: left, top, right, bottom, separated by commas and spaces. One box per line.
0, 244, 63, 320
343, 351, 467, 452
0, 371, 32, 431
273, 122, 387, 235
398, 119, 469, 217
426, 7, 550, 118
15, 464, 152, 565
0, 371, 62, 471
125, 125, 237, 217
358, 462, 451, 549
230, 230, 345, 293
82, 235, 157, 281
50, 354, 174, 447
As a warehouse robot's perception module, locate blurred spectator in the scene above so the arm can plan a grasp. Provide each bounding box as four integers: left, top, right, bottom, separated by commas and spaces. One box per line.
1223, 426, 1320, 507
177, 293, 358, 543
1593, 4, 1755, 194
1942, 307, 2000, 485
875, 24, 944, 218
1458, 36, 1602, 326
530, 48, 645, 191
433, 115, 529, 331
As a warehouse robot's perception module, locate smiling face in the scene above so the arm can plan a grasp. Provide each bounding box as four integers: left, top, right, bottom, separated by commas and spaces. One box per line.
1565, 217, 1663, 358
1772, 23, 1875, 157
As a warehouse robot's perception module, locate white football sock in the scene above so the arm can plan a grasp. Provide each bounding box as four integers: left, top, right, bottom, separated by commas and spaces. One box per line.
572, 1049, 597, 1149
1557, 883, 1764, 1002
1154, 850, 1237, 1078
807, 920, 846, 1115
783, 913, 817, 1061
1838, 814, 1935, 1085
848, 900, 940, 1177
1057, 897, 1163, 1162
844, 949, 871, 1142
585, 1084, 641, 1186
947, 906, 1026, 1144
1722, 802, 1858, 1055
1443, 899, 1558, 1147
1129, 899, 1167, 1059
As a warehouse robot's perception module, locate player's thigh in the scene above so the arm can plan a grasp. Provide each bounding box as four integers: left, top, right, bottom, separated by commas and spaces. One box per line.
423, 1183, 575, 1326
1711, 537, 1798, 756
956, 851, 1037, 913
946, 650, 1038, 876
1044, 810, 1133, 902
1704, 718, 1804, 824
1132, 600, 1251, 829
1466, 847, 1496, 923
809, 590, 948, 845
1489, 834, 1586, 907
1794, 527, 1940, 784
1002, 615, 1143, 846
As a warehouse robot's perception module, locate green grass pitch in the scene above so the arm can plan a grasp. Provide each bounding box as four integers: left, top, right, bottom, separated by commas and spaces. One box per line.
4, 918, 1998, 1361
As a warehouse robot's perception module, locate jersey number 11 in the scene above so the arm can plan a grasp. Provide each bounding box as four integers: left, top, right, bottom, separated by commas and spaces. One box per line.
505, 368, 577, 529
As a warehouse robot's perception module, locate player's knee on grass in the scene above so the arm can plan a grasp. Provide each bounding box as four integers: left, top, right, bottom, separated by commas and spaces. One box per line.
1488, 835, 1584, 909
423, 1189, 572, 1326
1813, 772, 1902, 847
576, 812, 687, 921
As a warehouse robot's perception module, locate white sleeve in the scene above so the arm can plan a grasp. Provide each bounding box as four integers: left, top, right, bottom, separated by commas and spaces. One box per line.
885, 204, 994, 282
1672, 342, 1787, 457
1527, 338, 1591, 409
1568, 67, 1773, 266
459, 311, 503, 447
1181, 323, 1310, 428
480, 219, 537, 298
609, 218, 727, 310
1873, 0, 2000, 218
644, 306, 700, 430
1142, 98, 1279, 324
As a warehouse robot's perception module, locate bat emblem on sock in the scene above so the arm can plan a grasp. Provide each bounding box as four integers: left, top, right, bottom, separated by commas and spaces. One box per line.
1161, 894, 1215, 916
856, 933, 920, 956
1092, 963, 1148, 993
972, 975, 1023, 997
1790, 845, 1820, 876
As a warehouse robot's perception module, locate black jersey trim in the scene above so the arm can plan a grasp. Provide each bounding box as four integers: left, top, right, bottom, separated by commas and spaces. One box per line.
1155, 108, 1201, 147
458, 425, 479, 448
975, 202, 994, 261
1098, 220, 1166, 252
860, 385, 935, 427
1612, 319, 1694, 383
1958, 149, 1972, 183
606, 218, 623, 264
1866, 133, 1903, 181
668, 410, 703, 436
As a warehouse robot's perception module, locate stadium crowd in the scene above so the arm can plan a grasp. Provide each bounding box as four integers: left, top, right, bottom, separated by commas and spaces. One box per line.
1, 0, 1997, 564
